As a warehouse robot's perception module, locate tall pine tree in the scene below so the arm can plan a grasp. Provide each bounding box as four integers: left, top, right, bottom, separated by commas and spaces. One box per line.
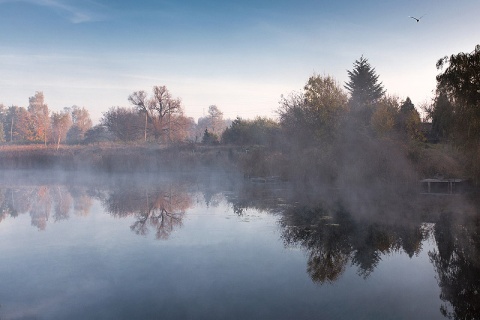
345, 56, 385, 125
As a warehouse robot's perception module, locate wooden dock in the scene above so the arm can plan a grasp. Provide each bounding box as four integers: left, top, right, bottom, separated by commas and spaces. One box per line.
420, 178, 471, 194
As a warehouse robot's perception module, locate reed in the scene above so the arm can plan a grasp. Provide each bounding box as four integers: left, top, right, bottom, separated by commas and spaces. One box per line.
0, 143, 242, 174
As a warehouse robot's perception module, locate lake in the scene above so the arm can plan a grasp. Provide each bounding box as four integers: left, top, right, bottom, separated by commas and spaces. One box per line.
0, 171, 478, 320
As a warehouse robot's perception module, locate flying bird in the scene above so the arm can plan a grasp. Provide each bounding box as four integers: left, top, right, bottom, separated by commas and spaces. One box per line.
409, 14, 426, 22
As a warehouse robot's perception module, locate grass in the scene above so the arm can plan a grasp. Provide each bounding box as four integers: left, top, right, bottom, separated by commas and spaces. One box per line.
0, 139, 473, 185
0, 143, 243, 174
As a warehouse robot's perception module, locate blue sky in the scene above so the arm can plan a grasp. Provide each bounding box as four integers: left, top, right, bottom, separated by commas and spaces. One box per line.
1, 0, 479, 123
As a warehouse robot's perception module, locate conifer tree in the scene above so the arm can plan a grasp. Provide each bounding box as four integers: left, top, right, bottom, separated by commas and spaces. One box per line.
430, 92, 454, 140
397, 97, 422, 140
345, 56, 385, 115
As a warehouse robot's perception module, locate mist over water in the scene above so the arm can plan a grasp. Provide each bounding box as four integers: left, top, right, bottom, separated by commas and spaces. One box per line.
0, 171, 478, 319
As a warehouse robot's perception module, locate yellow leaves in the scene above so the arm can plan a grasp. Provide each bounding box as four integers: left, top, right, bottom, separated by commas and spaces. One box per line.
371, 105, 396, 135
371, 95, 399, 136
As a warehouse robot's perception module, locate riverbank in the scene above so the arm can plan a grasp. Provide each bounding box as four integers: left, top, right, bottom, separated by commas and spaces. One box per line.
0, 144, 242, 174
0, 141, 471, 185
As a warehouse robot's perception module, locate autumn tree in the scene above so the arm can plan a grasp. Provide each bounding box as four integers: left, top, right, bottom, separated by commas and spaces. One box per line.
50, 109, 72, 149
128, 86, 184, 143
101, 107, 144, 142
396, 97, 423, 140
0, 122, 4, 143
0, 104, 5, 143
84, 125, 112, 144
168, 114, 196, 142
370, 95, 399, 136
436, 44, 480, 147
278, 75, 348, 147
6, 106, 35, 142
436, 44, 480, 179
3, 106, 17, 142
66, 106, 92, 144
222, 117, 280, 146
28, 92, 50, 145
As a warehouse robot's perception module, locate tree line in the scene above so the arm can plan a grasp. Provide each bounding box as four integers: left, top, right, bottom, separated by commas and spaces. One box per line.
0, 58, 433, 148
1, 45, 479, 180
0, 92, 93, 148
0, 86, 232, 146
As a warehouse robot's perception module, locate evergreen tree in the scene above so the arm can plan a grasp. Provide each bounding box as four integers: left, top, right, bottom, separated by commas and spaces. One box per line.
397, 97, 422, 140
399, 97, 415, 113
202, 129, 219, 145
345, 56, 385, 124
430, 92, 454, 140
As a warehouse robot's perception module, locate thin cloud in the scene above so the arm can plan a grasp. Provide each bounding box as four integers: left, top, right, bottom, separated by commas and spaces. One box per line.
0, 0, 106, 23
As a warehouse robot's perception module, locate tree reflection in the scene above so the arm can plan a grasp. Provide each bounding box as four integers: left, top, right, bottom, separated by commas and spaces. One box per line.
0, 188, 17, 222
222, 181, 433, 282
280, 201, 432, 282
429, 208, 480, 320
351, 224, 392, 278
224, 183, 286, 216
281, 205, 354, 283
0, 185, 89, 229
0, 180, 193, 240
278, 191, 480, 319
102, 183, 192, 239
8, 189, 31, 217
69, 186, 92, 217
1, 176, 480, 319
51, 186, 73, 221
30, 186, 52, 230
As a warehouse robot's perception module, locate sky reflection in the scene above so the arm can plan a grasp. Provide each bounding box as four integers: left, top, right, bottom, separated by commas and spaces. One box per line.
0, 175, 478, 319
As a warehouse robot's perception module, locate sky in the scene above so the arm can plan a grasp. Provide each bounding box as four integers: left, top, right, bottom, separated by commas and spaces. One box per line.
1, 0, 479, 124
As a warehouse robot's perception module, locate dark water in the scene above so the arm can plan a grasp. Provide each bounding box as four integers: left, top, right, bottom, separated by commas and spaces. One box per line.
0, 172, 479, 320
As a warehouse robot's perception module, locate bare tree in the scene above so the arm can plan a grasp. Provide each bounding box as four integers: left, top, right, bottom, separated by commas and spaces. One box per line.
128, 85, 184, 143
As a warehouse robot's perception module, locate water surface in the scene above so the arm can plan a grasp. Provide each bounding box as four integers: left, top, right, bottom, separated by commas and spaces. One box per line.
0, 173, 478, 319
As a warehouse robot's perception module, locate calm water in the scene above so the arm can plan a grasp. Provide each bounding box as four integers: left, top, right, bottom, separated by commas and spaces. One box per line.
0, 172, 479, 320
